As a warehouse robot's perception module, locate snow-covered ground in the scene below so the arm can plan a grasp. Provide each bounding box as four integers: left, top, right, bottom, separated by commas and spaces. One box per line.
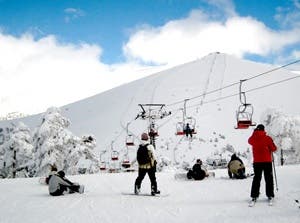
0, 164, 299, 223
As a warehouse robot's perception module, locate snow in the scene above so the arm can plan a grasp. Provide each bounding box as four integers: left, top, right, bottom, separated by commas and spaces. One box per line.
0, 164, 299, 223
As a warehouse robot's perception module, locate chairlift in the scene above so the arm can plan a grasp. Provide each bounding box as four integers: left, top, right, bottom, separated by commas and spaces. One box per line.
235, 104, 256, 129
235, 80, 256, 129
148, 123, 159, 137
99, 161, 107, 171
175, 122, 185, 135
125, 134, 135, 146
176, 100, 197, 135
121, 158, 131, 169
99, 151, 107, 171
111, 151, 119, 161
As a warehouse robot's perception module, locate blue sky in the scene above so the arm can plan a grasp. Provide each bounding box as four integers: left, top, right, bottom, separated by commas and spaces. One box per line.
0, 0, 300, 116
0, 0, 297, 64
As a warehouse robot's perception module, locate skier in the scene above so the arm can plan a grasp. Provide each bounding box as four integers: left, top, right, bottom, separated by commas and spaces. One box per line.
187, 159, 208, 180
45, 164, 57, 184
227, 154, 246, 179
248, 124, 277, 204
134, 133, 160, 196
48, 170, 84, 196
184, 123, 193, 138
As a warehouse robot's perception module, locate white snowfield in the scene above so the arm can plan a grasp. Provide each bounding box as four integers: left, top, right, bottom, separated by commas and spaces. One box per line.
0, 164, 299, 223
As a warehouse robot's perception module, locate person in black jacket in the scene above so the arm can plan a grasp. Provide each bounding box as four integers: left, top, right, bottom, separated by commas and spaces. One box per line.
184, 123, 193, 138
187, 159, 208, 180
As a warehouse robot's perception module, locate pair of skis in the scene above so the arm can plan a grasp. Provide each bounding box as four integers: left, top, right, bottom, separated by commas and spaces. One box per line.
248, 198, 274, 207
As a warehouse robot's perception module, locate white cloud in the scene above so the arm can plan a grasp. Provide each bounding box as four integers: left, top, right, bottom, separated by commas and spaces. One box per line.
124, 9, 300, 66
0, 33, 158, 116
64, 8, 85, 23
275, 0, 300, 28
206, 0, 237, 17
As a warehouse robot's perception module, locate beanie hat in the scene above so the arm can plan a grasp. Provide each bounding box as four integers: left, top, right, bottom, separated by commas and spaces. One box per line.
57, 170, 65, 178
141, 133, 149, 141
256, 124, 265, 131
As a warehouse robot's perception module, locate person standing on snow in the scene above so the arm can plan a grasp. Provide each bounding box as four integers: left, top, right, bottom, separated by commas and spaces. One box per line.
248, 124, 277, 202
134, 133, 160, 195
227, 154, 246, 179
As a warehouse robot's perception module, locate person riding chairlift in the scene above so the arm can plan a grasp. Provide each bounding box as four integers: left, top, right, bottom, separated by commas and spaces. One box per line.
184, 123, 193, 138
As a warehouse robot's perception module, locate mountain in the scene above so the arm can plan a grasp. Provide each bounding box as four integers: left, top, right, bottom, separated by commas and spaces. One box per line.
0, 52, 299, 167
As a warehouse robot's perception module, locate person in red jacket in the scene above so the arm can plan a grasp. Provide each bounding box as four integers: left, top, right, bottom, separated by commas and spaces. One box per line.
248, 124, 277, 202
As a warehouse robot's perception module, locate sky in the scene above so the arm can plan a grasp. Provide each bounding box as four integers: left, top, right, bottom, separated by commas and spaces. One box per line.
0, 0, 300, 117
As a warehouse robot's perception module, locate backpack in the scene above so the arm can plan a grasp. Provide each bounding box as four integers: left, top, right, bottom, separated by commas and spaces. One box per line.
137, 144, 151, 165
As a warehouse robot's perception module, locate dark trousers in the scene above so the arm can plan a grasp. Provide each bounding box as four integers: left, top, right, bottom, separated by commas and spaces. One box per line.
50, 184, 80, 196
251, 162, 274, 198
135, 167, 157, 191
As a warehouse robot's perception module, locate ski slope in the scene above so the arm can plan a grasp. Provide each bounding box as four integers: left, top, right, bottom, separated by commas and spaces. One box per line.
0, 164, 299, 223
1, 53, 299, 168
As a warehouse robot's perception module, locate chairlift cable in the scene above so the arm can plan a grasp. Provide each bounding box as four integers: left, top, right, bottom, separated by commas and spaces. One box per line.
166, 59, 300, 108
185, 75, 300, 108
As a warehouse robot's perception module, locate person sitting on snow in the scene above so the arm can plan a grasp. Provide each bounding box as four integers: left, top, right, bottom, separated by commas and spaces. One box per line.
227, 153, 246, 179
187, 159, 208, 180
48, 170, 84, 196
45, 164, 57, 185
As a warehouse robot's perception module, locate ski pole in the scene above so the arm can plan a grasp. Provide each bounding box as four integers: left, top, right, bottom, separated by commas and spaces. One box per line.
272, 153, 278, 191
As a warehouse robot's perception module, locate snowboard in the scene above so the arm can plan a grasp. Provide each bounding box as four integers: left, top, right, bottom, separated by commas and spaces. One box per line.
38, 177, 47, 185
78, 184, 85, 194
121, 192, 169, 197
174, 171, 215, 180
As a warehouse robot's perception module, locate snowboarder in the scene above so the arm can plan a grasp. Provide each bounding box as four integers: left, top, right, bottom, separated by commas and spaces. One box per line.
184, 123, 193, 138
187, 159, 208, 180
248, 124, 277, 203
227, 154, 246, 179
48, 170, 84, 196
134, 133, 160, 196
45, 164, 57, 184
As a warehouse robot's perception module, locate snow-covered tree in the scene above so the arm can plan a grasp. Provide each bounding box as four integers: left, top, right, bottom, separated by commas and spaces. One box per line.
66, 135, 99, 174
261, 108, 300, 164
0, 122, 33, 178
32, 107, 99, 176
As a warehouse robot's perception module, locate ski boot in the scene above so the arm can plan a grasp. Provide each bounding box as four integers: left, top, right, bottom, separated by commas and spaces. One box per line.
134, 185, 140, 195
151, 187, 160, 196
